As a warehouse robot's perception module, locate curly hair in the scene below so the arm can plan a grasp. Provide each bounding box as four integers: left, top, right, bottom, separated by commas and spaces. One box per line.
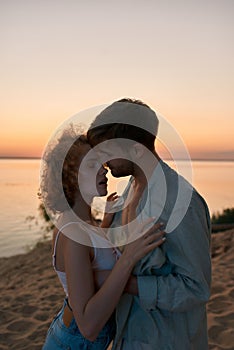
39, 125, 89, 214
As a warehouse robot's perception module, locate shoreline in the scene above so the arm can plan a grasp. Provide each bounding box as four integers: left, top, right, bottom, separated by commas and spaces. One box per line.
1, 157, 234, 162
1, 224, 233, 259
0, 230, 234, 349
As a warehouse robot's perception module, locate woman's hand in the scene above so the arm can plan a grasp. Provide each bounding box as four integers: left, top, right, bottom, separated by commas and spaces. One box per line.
122, 220, 166, 268
101, 192, 119, 228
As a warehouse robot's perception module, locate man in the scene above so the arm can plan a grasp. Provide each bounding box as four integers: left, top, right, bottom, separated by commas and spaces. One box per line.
87, 98, 211, 350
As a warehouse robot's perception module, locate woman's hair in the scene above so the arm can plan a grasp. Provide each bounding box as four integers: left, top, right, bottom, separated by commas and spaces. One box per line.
39, 125, 89, 214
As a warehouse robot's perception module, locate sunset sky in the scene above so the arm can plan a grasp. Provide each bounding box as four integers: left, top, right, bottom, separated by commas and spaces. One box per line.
1, 0, 233, 159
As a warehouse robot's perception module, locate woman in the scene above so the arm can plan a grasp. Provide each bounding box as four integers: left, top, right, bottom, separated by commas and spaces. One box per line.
40, 127, 166, 350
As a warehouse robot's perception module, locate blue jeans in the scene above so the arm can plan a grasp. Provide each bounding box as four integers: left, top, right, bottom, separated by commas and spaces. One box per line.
43, 299, 115, 350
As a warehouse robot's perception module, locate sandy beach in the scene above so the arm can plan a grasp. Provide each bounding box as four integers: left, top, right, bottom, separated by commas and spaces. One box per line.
0, 230, 233, 350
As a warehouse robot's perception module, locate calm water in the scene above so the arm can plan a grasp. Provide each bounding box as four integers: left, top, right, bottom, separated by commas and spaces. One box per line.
0, 159, 233, 257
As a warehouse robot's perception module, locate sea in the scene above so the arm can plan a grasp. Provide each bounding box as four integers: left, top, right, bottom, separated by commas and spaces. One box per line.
0, 158, 233, 258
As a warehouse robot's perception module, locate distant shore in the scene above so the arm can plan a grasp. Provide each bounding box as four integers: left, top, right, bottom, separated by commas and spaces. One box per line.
0, 229, 233, 349
0, 156, 234, 161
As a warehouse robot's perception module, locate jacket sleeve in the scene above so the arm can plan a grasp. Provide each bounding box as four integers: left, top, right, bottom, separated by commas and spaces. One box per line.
137, 195, 212, 312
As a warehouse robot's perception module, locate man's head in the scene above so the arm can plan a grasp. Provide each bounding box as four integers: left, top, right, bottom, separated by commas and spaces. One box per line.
87, 98, 159, 177
87, 98, 159, 151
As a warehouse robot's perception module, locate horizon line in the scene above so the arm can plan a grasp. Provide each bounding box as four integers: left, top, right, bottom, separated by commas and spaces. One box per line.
0, 156, 233, 162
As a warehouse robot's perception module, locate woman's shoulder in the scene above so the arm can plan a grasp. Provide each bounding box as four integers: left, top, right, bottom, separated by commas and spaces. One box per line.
55, 213, 93, 248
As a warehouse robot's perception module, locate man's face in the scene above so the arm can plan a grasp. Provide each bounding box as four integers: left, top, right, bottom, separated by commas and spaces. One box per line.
106, 158, 134, 177
94, 140, 134, 178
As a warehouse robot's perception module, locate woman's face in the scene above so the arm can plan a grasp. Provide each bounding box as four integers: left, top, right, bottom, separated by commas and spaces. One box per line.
78, 144, 108, 200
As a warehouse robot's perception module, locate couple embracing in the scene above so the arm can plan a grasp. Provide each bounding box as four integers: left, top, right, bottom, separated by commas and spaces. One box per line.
41, 98, 211, 350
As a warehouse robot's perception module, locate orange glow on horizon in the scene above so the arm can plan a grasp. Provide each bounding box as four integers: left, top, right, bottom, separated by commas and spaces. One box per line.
1, 107, 234, 160
1, 131, 233, 160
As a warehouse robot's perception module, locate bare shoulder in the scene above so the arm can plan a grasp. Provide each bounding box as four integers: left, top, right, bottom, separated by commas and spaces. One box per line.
53, 220, 93, 270
60, 221, 93, 248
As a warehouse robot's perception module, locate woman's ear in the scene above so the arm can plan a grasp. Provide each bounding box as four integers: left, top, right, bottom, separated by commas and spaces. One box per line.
130, 143, 145, 159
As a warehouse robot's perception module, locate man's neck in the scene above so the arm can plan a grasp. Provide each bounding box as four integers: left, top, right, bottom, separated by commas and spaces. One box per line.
132, 151, 160, 188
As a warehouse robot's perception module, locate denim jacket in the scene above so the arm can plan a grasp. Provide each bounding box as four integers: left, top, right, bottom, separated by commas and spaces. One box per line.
111, 160, 211, 350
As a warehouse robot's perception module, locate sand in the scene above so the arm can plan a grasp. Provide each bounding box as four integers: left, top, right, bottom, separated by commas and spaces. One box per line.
0, 230, 233, 350
207, 230, 234, 350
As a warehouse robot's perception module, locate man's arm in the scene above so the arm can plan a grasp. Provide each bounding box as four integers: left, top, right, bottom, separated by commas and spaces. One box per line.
136, 197, 211, 312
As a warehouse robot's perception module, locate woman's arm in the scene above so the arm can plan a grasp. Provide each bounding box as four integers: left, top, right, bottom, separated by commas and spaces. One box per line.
94, 270, 138, 295
64, 222, 165, 341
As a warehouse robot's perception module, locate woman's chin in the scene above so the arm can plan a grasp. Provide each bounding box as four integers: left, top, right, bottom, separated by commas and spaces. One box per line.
96, 186, 108, 197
